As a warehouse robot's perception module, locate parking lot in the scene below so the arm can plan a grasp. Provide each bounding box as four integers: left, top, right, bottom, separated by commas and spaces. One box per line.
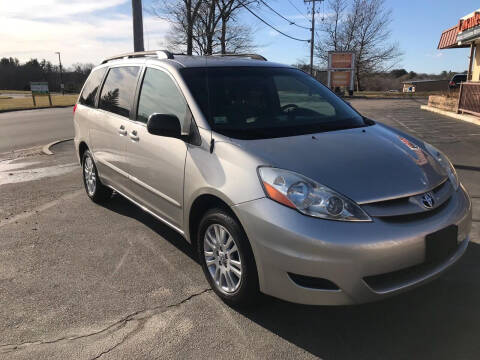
0, 98, 479, 359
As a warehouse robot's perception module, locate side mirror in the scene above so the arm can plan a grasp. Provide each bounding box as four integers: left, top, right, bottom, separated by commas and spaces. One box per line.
147, 113, 182, 139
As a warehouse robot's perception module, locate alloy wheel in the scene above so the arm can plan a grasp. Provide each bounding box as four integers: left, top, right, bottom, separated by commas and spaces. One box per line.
83, 155, 96, 196
203, 223, 243, 294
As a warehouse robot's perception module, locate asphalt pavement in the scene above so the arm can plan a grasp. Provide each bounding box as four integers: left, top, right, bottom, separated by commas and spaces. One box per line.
0, 99, 479, 359
0, 107, 74, 153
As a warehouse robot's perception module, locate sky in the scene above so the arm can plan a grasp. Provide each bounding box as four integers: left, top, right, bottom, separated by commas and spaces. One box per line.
1, 0, 478, 74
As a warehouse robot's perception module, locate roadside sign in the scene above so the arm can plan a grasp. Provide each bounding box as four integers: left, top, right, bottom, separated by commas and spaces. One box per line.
327, 52, 355, 93
330, 53, 354, 69
330, 71, 352, 88
29, 81, 52, 107
30, 82, 49, 94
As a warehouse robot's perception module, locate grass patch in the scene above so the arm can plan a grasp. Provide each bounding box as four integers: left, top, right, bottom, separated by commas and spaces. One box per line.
0, 94, 78, 111
0, 90, 31, 95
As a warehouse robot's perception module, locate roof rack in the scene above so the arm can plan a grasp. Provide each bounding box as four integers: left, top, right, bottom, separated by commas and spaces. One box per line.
101, 50, 175, 64
210, 53, 267, 61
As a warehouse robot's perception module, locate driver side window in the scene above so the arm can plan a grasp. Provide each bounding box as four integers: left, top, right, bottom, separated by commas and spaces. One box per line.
137, 68, 187, 129
274, 75, 336, 117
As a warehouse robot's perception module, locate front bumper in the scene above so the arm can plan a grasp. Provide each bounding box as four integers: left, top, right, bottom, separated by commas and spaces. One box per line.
233, 186, 472, 305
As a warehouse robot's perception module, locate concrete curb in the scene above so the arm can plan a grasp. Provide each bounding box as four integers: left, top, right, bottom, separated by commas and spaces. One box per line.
42, 138, 74, 156
0, 105, 74, 114
420, 105, 480, 126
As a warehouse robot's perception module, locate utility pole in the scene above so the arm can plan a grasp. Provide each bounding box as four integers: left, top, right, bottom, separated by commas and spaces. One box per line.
55, 52, 64, 95
304, 0, 320, 76
132, 0, 145, 52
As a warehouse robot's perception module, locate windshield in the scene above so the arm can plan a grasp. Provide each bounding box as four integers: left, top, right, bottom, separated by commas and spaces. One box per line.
180, 66, 366, 139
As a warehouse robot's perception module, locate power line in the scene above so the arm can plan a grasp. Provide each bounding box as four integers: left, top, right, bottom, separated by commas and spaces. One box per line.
286, 0, 311, 22
258, 0, 311, 30
239, 0, 310, 42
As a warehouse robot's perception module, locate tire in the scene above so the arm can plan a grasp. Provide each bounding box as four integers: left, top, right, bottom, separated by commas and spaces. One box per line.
197, 208, 259, 306
82, 150, 112, 203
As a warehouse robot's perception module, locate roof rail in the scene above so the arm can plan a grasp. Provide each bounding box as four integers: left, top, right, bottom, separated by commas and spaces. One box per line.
211, 53, 267, 61
101, 50, 175, 64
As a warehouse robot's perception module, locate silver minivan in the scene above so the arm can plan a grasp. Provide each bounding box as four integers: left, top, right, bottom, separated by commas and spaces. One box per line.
74, 50, 472, 306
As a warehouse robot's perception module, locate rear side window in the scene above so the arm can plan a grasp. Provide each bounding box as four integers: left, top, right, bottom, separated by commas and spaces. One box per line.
137, 68, 187, 126
99, 66, 140, 117
79, 67, 107, 107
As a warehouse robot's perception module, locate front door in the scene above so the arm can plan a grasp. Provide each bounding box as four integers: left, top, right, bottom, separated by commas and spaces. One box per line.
125, 67, 189, 229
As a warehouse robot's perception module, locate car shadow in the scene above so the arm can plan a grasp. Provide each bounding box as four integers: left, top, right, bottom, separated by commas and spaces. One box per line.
239, 242, 480, 360
102, 193, 197, 262
102, 193, 480, 360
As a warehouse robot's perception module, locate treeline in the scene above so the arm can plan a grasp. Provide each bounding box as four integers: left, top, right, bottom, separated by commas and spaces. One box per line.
361, 69, 466, 91
0, 57, 94, 92
292, 64, 464, 91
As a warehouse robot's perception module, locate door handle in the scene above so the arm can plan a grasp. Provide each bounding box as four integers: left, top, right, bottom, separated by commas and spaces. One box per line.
130, 130, 139, 142
118, 125, 127, 136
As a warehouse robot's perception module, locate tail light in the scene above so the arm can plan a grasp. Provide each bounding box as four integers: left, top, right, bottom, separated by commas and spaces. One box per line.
449, 81, 455, 86
73, 104, 77, 114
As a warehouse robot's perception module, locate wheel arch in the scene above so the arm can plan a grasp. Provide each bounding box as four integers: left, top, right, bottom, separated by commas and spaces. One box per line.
187, 193, 246, 256
78, 141, 89, 164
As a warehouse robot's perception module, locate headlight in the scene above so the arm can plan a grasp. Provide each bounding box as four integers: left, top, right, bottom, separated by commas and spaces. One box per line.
258, 167, 371, 222
424, 143, 459, 190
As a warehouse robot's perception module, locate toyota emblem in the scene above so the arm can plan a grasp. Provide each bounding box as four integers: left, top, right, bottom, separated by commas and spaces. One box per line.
422, 192, 435, 209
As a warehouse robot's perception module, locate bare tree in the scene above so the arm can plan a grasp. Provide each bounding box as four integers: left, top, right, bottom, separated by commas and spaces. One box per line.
152, 0, 203, 55
198, 0, 221, 54
316, 0, 402, 90
223, 23, 256, 53
216, 0, 255, 54
153, 0, 257, 55
322, 0, 347, 53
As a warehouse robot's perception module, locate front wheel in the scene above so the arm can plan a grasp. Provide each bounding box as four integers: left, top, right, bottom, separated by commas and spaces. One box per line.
82, 150, 112, 203
197, 208, 259, 306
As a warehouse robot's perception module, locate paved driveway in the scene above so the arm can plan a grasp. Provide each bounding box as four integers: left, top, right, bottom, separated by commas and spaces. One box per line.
0, 107, 73, 153
0, 99, 479, 359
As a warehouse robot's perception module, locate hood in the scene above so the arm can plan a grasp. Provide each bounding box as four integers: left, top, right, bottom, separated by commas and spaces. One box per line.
229, 123, 448, 204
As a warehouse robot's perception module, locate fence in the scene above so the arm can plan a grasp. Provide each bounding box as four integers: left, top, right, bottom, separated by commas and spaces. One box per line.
458, 82, 480, 117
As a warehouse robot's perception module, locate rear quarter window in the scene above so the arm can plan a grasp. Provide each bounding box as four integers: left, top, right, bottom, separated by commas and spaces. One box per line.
79, 67, 107, 107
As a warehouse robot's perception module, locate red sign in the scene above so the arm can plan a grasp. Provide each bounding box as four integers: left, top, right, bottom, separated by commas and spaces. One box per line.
331, 71, 351, 87
459, 12, 480, 32
331, 53, 353, 69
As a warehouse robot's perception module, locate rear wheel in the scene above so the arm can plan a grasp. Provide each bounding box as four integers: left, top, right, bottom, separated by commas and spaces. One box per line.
197, 208, 259, 306
82, 150, 112, 203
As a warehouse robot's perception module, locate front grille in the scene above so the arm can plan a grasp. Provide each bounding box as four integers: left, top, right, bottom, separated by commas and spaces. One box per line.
380, 197, 450, 223
361, 180, 452, 218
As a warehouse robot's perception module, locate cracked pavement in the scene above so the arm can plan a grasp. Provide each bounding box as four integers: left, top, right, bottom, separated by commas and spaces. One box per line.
0, 100, 479, 360
1, 288, 212, 359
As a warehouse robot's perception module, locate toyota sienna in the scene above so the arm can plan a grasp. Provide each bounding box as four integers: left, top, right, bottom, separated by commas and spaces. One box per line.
74, 51, 472, 306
